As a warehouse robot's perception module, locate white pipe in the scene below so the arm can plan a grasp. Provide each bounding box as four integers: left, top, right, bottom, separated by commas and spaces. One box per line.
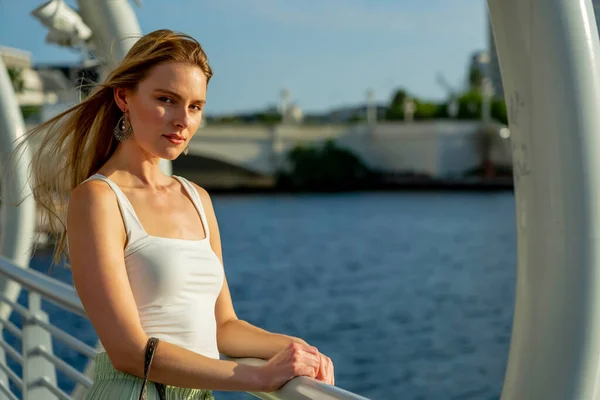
75, 0, 141, 69
0, 52, 37, 394
488, 1, 600, 399
76, 0, 172, 176
0, 56, 36, 316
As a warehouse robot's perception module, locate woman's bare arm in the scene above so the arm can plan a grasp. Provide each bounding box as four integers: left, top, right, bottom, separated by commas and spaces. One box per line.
195, 185, 312, 359
67, 181, 317, 391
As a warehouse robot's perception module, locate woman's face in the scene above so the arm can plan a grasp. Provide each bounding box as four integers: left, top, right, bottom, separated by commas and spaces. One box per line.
115, 62, 207, 160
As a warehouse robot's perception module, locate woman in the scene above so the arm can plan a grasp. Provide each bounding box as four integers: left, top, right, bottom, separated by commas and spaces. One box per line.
23, 29, 334, 399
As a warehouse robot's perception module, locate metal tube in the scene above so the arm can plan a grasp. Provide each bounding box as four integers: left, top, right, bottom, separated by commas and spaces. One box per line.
0, 361, 24, 390
0, 292, 31, 318
34, 377, 72, 400
0, 48, 35, 317
229, 357, 370, 400
30, 315, 95, 359
488, 0, 600, 398
34, 347, 93, 388
0, 256, 85, 318
23, 311, 58, 400
0, 39, 36, 397
0, 381, 19, 400
0, 318, 23, 341
0, 339, 22, 365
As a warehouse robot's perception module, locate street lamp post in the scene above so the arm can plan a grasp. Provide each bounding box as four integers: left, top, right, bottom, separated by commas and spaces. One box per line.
481, 77, 494, 124
366, 89, 377, 125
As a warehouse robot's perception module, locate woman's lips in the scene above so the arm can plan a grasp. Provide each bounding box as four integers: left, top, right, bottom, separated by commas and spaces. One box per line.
163, 135, 185, 145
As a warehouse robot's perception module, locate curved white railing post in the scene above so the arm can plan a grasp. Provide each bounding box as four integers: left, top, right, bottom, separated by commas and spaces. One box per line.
0, 50, 39, 395
75, 0, 142, 71
0, 41, 36, 327
488, 1, 600, 399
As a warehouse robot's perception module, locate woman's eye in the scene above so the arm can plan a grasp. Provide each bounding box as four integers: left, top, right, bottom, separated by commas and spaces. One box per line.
191, 104, 203, 111
159, 97, 173, 103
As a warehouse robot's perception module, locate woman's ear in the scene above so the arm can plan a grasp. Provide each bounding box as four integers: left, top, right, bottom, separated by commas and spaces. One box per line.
113, 87, 129, 112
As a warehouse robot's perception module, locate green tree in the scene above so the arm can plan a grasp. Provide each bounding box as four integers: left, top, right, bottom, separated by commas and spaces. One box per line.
457, 89, 482, 119
7, 67, 25, 93
254, 112, 282, 124
277, 140, 372, 190
6, 67, 43, 121
385, 84, 506, 123
20, 105, 41, 120
385, 88, 409, 120
491, 99, 507, 124
414, 101, 446, 120
468, 66, 484, 91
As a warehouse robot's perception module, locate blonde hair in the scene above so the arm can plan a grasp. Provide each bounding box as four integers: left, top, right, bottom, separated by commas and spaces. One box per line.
15, 29, 213, 264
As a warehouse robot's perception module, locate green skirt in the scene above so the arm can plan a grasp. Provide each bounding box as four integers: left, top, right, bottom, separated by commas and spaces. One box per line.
85, 352, 215, 400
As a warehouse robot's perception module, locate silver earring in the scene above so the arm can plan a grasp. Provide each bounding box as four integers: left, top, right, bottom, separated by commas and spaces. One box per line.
183, 145, 189, 156
113, 113, 133, 141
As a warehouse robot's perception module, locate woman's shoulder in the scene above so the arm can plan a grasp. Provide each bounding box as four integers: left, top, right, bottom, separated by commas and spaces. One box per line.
184, 180, 216, 216
67, 180, 127, 261
189, 181, 209, 199
68, 179, 122, 224
67, 179, 126, 242
70, 179, 117, 207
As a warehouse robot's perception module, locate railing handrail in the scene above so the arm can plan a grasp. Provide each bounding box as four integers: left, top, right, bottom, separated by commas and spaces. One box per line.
0, 255, 370, 400
230, 357, 370, 400
0, 255, 85, 317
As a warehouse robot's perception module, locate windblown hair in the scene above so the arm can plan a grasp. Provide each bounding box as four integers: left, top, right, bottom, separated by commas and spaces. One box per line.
13, 29, 213, 264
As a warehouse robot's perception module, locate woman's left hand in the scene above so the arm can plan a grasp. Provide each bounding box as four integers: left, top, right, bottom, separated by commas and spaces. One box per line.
315, 352, 335, 385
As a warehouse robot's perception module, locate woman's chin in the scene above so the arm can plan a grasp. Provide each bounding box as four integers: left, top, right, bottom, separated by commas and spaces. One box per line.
157, 137, 188, 160
154, 148, 181, 161
166, 152, 181, 161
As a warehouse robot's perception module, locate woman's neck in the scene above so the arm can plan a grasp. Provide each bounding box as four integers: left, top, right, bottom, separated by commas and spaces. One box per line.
99, 142, 169, 188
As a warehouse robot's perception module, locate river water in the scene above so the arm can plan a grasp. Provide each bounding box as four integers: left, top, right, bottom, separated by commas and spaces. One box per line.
19, 190, 516, 399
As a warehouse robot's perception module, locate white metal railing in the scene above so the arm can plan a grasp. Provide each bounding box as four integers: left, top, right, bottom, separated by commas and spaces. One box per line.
0, 255, 369, 400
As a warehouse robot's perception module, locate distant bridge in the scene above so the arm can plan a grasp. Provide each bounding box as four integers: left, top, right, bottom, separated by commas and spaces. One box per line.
174, 121, 512, 188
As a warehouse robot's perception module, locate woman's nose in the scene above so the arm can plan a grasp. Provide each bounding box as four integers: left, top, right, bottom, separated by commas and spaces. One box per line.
173, 108, 191, 129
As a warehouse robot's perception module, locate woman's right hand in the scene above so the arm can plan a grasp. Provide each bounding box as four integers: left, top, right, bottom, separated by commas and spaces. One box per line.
257, 342, 321, 392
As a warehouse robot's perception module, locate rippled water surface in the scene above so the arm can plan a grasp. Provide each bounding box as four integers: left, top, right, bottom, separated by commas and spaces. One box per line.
27, 191, 517, 399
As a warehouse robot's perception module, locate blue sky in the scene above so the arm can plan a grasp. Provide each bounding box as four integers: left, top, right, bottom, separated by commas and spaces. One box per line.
0, 1, 488, 114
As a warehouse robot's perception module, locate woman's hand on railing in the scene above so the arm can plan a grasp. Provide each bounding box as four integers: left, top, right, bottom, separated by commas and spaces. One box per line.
316, 351, 335, 386
256, 342, 321, 392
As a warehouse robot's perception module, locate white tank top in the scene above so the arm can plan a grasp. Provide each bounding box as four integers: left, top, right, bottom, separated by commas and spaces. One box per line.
82, 174, 224, 359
